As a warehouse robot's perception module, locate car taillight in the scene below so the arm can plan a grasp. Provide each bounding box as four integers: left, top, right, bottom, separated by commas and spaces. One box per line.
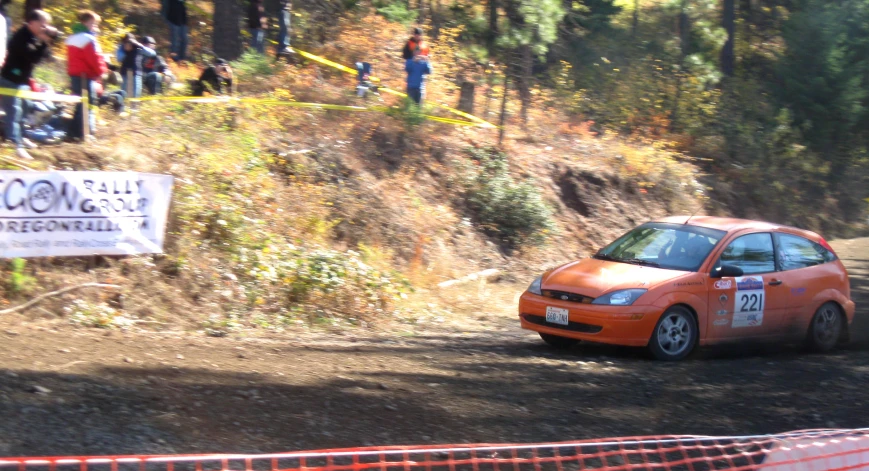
819, 237, 837, 255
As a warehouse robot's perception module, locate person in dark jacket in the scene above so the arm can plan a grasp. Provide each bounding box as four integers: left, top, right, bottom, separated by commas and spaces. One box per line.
402, 27, 429, 60
405, 48, 432, 105
248, 0, 266, 54
0, 9, 55, 159
161, 0, 188, 63
141, 37, 175, 95
191, 59, 233, 96
276, 0, 293, 56
116, 33, 156, 99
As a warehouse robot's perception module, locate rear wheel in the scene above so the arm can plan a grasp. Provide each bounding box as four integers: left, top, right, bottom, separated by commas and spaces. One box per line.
539, 332, 579, 349
807, 302, 843, 353
648, 306, 697, 361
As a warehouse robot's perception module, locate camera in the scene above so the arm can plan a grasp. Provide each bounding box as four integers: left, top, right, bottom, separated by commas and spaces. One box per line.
45, 26, 60, 40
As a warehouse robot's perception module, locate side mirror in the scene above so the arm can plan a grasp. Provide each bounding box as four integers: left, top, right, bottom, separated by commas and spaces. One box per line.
711, 264, 744, 279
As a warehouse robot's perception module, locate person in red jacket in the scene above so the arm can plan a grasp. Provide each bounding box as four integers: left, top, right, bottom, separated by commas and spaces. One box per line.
65, 10, 107, 141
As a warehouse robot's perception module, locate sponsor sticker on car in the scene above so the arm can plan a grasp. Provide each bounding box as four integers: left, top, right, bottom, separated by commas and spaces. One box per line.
732, 276, 765, 328
714, 279, 732, 290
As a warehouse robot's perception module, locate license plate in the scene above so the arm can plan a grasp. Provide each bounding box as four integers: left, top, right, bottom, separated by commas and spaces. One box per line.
545, 306, 569, 326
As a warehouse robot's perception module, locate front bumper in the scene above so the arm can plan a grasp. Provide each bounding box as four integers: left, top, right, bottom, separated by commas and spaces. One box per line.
518, 291, 664, 347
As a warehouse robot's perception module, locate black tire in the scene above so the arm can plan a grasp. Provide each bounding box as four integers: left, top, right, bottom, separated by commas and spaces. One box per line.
806, 302, 843, 353
539, 332, 579, 349
648, 306, 697, 361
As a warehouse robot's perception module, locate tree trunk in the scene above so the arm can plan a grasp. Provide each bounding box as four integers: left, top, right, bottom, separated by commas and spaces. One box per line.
670, 0, 689, 131
487, 0, 499, 53
24, 0, 41, 19
214, 0, 243, 60
516, 45, 533, 126
458, 81, 476, 114
721, 0, 735, 77
498, 73, 509, 146
632, 0, 639, 37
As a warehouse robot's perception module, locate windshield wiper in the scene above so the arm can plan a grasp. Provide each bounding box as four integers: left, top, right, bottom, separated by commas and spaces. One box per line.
621, 258, 660, 268
593, 253, 620, 262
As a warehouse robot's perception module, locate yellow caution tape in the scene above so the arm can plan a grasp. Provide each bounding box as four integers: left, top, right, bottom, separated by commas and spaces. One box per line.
280, 46, 496, 128
129, 93, 486, 126
0, 87, 84, 103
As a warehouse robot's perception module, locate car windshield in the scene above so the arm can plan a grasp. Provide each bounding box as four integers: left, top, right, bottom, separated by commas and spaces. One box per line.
595, 223, 727, 272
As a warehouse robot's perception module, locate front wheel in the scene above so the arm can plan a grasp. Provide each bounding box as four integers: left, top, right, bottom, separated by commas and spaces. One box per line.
539, 332, 579, 349
648, 306, 697, 361
806, 302, 843, 353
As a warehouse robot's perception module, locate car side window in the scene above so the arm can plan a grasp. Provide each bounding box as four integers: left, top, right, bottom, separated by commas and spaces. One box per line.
718, 233, 776, 275
778, 234, 834, 270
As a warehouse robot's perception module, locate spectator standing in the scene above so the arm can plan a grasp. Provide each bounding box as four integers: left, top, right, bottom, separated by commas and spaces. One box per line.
247, 0, 266, 54
116, 33, 156, 99
66, 10, 107, 141
1, 9, 55, 159
141, 36, 174, 94
161, 0, 188, 63
276, 0, 293, 56
405, 48, 431, 105
402, 27, 429, 60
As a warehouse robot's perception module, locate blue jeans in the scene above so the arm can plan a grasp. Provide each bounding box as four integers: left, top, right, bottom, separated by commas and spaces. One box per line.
144, 72, 163, 94
169, 23, 188, 62
407, 87, 423, 104
250, 28, 265, 54
69, 76, 97, 139
277, 10, 291, 49
0, 78, 31, 147
122, 74, 143, 99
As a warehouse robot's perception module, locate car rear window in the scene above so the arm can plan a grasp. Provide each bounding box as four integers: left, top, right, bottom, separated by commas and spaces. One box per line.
777, 233, 837, 270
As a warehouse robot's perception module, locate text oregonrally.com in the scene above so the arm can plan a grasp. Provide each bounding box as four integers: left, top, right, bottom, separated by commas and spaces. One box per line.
0, 175, 158, 252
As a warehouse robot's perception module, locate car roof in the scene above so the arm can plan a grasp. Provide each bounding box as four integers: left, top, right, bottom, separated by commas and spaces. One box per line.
653, 216, 822, 241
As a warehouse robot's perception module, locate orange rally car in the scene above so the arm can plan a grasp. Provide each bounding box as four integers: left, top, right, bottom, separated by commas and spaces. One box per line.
518, 216, 856, 360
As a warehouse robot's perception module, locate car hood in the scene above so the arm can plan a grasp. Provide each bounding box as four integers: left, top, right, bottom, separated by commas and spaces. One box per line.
541, 258, 690, 299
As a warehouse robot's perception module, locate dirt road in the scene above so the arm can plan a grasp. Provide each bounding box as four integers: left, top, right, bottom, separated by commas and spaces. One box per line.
1, 239, 868, 457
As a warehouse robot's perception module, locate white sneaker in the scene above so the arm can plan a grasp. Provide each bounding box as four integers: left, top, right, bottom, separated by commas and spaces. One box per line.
21, 138, 37, 149
15, 148, 33, 160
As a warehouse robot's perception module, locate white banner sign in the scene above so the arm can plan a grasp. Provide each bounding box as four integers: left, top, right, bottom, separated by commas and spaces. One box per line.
0, 171, 174, 258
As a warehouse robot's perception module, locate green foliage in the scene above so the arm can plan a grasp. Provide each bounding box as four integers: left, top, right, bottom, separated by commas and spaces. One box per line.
498, 0, 566, 56
65, 299, 134, 329
373, 0, 418, 25
237, 243, 412, 323
385, 98, 427, 127
6, 259, 35, 296
231, 50, 279, 77
457, 148, 554, 249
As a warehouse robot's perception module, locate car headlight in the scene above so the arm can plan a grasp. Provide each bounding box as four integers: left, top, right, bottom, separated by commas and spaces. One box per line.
528, 276, 543, 295
592, 289, 647, 306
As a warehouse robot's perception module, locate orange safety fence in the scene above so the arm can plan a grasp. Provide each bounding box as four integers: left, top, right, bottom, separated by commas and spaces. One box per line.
2, 429, 869, 471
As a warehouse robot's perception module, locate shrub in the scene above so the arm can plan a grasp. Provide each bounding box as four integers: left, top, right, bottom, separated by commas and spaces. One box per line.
237, 243, 412, 324
457, 148, 554, 249
373, 0, 418, 25
65, 300, 134, 329
231, 50, 279, 77
385, 98, 427, 127
5, 258, 35, 296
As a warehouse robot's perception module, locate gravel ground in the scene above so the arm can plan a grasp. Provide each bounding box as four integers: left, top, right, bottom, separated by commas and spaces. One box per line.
0, 238, 867, 457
